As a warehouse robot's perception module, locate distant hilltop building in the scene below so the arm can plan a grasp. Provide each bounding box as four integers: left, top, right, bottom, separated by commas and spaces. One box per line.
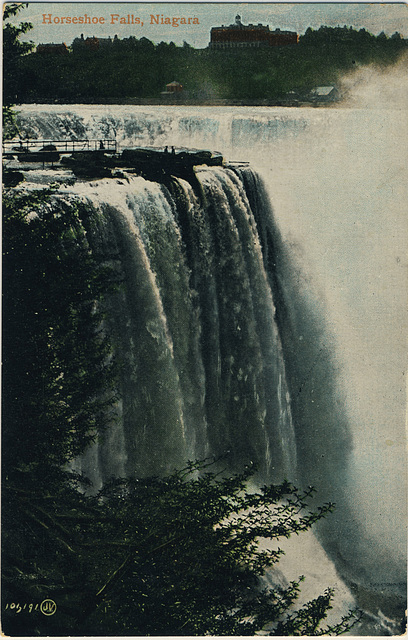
209, 14, 298, 48
72, 33, 117, 50
36, 42, 69, 54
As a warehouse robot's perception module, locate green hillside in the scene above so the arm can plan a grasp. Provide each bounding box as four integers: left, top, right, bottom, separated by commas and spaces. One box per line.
11, 26, 408, 104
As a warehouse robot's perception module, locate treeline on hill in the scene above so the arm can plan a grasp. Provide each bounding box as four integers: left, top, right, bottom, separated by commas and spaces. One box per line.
10, 25, 408, 104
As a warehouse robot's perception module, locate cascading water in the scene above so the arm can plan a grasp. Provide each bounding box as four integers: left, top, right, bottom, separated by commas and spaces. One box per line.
14, 100, 407, 634
50, 166, 297, 486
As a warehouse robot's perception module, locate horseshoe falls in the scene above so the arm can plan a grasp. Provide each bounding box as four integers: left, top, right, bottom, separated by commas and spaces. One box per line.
16, 100, 407, 634
65, 166, 297, 485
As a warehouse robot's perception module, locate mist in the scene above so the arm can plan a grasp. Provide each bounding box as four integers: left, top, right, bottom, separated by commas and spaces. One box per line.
338, 53, 408, 109
248, 63, 407, 591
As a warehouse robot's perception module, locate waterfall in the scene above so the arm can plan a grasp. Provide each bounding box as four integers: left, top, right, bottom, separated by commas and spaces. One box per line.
59, 167, 297, 485
14, 104, 407, 634
15, 104, 313, 150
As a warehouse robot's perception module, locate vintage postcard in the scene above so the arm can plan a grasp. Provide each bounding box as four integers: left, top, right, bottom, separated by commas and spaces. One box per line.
2, 1, 407, 636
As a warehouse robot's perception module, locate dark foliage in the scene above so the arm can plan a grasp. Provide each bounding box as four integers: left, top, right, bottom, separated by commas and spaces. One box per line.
10, 24, 408, 104
3, 3, 34, 136
2, 188, 118, 478
2, 457, 360, 636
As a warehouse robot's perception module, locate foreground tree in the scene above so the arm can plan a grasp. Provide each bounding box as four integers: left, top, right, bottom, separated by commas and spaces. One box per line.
3, 3, 34, 137
2, 187, 360, 635
2, 188, 118, 479
3, 458, 360, 636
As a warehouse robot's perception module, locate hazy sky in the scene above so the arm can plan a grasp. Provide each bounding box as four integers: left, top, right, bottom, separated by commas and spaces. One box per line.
10, 2, 408, 48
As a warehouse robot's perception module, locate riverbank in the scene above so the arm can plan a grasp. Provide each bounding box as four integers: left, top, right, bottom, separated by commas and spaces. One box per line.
16, 96, 340, 107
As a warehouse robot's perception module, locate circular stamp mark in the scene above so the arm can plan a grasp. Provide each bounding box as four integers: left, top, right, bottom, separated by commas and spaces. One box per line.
40, 599, 57, 616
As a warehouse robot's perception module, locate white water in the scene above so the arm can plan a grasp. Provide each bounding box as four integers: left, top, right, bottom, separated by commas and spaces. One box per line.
15, 96, 407, 633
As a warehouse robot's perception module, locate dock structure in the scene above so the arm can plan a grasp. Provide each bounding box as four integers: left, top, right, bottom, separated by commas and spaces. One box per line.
2, 138, 117, 162
2, 141, 225, 181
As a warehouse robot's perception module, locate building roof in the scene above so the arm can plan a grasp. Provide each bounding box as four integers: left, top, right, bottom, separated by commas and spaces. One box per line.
166, 81, 183, 87
210, 16, 298, 46
37, 43, 68, 48
311, 86, 336, 96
